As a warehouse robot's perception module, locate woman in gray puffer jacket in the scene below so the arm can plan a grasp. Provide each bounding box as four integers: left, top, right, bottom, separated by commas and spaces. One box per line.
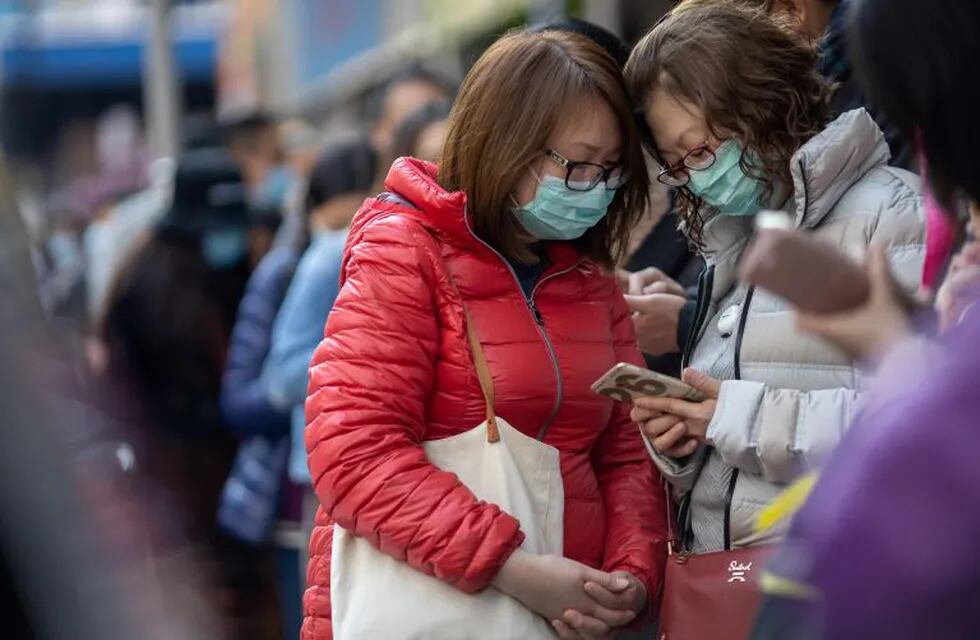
623, 4, 925, 552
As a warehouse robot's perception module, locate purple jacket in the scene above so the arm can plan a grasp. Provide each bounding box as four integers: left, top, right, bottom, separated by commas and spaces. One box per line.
771, 312, 980, 639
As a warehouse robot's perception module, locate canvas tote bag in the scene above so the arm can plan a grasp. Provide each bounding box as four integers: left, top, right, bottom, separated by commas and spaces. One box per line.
331, 307, 565, 639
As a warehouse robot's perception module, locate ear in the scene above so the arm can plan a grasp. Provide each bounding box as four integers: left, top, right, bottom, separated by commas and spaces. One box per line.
769, 0, 808, 28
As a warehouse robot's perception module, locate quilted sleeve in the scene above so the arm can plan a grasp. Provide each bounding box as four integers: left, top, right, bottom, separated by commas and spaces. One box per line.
219, 247, 295, 436
304, 219, 524, 593
592, 281, 669, 616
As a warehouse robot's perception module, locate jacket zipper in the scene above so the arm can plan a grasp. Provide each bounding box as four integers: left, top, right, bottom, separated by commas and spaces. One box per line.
527, 266, 579, 440
681, 266, 715, 370
462, 214, 575, 442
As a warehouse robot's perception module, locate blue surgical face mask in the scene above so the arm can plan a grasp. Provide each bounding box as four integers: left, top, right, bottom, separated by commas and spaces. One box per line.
513, 174, 616, 241
252, 165, 296, 210
687, 141, 766, 216
202, 229, 247, 269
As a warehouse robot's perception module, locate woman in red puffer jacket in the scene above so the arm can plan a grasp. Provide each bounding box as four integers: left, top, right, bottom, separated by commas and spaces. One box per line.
302, 29, 667, 640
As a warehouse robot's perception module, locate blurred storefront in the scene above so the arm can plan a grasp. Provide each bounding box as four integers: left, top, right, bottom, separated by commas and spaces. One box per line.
0, 0, 227, 189
216, 0, 672, 127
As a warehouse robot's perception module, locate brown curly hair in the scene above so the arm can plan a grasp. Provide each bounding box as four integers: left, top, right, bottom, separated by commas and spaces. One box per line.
624, 3, 833, 247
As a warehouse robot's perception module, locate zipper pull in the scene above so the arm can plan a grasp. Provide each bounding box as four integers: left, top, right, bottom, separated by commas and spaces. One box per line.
529, 299, 544, 325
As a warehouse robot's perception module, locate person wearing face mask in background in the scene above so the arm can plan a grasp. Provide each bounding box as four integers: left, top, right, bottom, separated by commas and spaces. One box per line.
98, 148, 281, 639
259, 138, 377, 597
621, 3, 924, 557
300, 30, 666, 640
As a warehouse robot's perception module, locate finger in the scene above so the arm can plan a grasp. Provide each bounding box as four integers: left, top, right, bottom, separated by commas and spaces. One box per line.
564, 610, 611, 639
681, 368, 722, 398
583, 568, 630, 593
552, 619, 583, 640
640, 415, 679, 439
584, 581, 633, 609
630, 406, 662, 422
795, 311, 837, 337
653, 422, 688, 452
624, 294, 649, 313
643, 280, 685, 297
615, 269, 631, 293
590, 604, 636, 628
867, 244, 895, 293
633, 395, 701, 419
663, 437, 700, 458
628, 270, 655, 296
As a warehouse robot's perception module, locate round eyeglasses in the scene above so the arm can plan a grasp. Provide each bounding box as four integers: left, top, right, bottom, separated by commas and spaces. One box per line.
544, 149, 627, 192
656, 144, 716, 188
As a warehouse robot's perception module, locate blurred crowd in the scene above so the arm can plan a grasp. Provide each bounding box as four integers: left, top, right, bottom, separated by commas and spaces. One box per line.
2, 0, 980, 639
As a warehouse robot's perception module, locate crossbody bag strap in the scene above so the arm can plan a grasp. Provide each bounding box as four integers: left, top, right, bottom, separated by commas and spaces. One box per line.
384, 190, 499, 443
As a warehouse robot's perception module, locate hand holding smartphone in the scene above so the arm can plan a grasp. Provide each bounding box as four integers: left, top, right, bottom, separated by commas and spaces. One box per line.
738, 211, 871, 314
591, 363, 706, 404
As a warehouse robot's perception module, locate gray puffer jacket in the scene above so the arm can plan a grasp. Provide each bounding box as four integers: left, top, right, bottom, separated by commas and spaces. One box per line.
649, 109, 925, 552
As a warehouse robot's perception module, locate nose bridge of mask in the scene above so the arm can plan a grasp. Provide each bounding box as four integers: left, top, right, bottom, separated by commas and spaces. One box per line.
687, 140, 765, 215
538, 174, 615, 219
513, 172, 615, 241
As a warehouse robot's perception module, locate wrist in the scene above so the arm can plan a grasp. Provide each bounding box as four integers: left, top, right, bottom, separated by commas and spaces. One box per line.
491, 548, 532, 595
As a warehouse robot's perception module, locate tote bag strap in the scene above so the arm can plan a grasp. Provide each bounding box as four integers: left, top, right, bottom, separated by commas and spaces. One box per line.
463, 308, 499, 442
383, 190, 500, 443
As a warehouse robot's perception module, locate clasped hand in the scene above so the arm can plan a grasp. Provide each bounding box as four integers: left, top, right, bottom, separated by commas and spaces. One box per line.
492, 550, 646, 639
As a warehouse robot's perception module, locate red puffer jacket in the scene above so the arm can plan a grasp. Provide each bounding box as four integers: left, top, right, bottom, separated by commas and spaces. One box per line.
302, 159, 667, 639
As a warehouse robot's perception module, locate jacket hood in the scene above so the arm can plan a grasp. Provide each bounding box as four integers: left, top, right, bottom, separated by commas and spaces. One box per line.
702, 109, 891, 257
349, 157, 471, 248
348, 156, 584, 269
699, 108, 894, 300
790, 108, 891, 229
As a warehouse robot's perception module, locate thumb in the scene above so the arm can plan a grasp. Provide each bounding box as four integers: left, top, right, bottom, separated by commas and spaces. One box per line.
586, 568, 630, 592
867, 244, 890, 277
682, 368, 721, 398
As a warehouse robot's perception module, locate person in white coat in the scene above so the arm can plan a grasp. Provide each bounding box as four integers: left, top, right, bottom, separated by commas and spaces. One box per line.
622, 4, 925, 552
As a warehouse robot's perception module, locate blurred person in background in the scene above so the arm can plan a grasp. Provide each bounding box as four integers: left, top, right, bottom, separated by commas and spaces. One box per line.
217, 198, 301, 638
749, 2, 980, 638
302, 29, 667, 640
222, 112, 290, 200
0, 151, 218, 639
261, 137, 377, 597
82, 157, 174, 331
622, 2, 923, 561
389, 100, 451, 164
38, 192, 90, 325
367, 66, 454, 183
98, 148, 278, 639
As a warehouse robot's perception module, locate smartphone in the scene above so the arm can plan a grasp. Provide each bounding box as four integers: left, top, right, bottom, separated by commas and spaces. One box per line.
591, 363, 706, 404
738, 211, 871, 314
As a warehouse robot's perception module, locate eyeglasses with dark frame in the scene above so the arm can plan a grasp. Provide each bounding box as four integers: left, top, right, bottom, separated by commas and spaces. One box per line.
656, 144, 716, 188
544, 149, 626, 192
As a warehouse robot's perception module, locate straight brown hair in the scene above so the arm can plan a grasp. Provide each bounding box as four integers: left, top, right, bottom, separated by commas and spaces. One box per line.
624, 4, 832, 247
438, 29, 649, 267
